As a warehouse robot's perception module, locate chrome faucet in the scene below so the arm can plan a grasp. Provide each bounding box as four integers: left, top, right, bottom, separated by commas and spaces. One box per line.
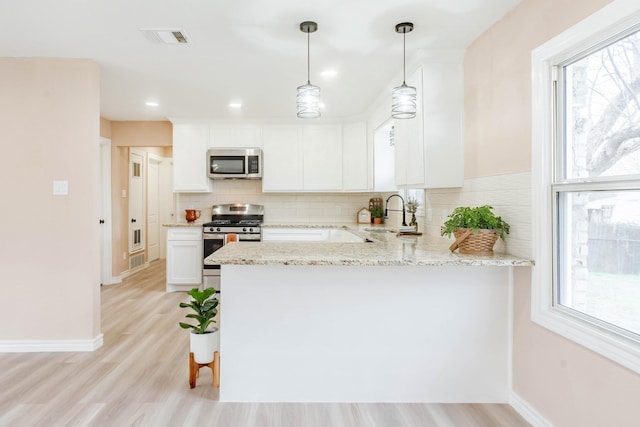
384, 194, 407, 226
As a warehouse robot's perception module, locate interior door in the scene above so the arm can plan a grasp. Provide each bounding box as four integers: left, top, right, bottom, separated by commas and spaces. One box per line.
147, 156, 160, 262
129, 149, 146, 254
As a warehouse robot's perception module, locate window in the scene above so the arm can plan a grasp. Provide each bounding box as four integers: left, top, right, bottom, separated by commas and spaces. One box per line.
555, 28, 640, 337
532, 0, 640, 373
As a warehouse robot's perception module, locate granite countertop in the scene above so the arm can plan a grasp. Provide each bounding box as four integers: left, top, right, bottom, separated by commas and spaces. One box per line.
206, 224, 534, 267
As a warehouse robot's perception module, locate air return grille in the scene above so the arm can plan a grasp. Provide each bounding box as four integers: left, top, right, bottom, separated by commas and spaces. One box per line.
129, 252, 145, 270
141, 29, 190, 44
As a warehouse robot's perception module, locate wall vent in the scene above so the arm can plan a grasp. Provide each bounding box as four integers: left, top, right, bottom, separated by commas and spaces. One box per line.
129, 252, 145, 270
141, 28, 190, 44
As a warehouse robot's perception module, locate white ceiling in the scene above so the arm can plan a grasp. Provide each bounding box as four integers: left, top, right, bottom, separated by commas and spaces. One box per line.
0, 0, 520, 121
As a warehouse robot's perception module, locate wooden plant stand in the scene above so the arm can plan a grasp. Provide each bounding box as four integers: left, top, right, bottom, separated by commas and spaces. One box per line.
189, 351, 220, 389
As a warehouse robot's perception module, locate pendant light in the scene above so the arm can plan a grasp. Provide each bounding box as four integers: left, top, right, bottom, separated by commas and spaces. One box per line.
297, 21, 321, 119
392, 22, 416, 119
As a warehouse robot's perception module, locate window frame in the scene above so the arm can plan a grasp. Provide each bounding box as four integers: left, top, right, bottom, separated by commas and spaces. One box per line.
531, 0, 640, 374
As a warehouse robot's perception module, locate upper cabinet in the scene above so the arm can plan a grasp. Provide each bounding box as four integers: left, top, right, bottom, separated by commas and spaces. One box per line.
262, 125, 304, 191
209, 124, 262, 148
172, 123, 211, 192
342, 121, 369, 191
302, 125, 342, 191
394, 67, 425, 187
262, 122, 369, 192
392, 54, 464, 189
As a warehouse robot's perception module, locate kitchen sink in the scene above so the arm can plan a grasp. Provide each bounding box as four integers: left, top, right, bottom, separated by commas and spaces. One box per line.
362, 227, 394, 233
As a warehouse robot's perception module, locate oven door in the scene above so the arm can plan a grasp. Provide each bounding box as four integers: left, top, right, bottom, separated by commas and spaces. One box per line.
203, 233, 224, 272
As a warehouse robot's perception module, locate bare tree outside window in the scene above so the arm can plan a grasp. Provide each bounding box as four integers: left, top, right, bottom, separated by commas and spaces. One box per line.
558, 28, 640, 336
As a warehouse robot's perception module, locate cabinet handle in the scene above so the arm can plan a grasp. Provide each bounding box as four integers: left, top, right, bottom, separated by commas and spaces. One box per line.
131, 218, 137, 223
99, 219, 105, 224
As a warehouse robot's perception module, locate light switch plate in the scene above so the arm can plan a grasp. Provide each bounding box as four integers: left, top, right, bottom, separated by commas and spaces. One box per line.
53, 180, 69, 195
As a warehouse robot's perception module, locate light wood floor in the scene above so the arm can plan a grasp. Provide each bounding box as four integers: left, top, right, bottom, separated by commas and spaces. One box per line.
0, 260, 531, 427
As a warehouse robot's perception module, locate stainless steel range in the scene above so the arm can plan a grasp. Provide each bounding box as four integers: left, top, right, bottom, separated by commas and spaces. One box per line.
202, 204, 264, 291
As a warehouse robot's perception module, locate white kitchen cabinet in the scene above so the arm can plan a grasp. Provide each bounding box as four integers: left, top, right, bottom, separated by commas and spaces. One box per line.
262, 125, 304, 191
394, 67, 425, 187
166, 227, 202, 292
209, 124, 262, 148
422, 57, 464, 188
263, 124, 345, 192
342, 121, 370, 191
393, 55, 464, 189
302, 125, 342, 191
172, 123, 211, 192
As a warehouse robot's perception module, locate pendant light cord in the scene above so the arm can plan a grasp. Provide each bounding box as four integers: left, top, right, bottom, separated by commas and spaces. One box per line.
307, 31, 311, 84
402, 32, 406, 85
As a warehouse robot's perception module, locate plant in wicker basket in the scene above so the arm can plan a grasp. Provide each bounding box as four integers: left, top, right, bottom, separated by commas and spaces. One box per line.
440, 205, 510, 255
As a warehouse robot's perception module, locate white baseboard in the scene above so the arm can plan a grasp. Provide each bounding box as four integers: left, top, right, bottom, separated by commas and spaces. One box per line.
510, 391, 553, 427
102, 276, 123, 286
0, 334, 104, 352
116, 262, 149, 281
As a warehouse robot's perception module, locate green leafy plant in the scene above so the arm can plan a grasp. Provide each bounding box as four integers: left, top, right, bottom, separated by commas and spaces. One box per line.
179, 287, 219, 334
370, 206, 384, 218
440, 205, 510, 240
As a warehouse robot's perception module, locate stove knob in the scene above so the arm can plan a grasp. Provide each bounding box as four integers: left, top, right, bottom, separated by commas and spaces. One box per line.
209, 228, 214, 232
249, 228, 253, 232
243, 227, 247, 232
216, 227, 221, 232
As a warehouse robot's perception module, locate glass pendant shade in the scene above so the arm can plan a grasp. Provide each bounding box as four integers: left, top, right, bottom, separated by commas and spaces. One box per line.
392, 22, 416, 119
297, 82, 321, 118
392, 82, 417, 119
297, 21, 320, 119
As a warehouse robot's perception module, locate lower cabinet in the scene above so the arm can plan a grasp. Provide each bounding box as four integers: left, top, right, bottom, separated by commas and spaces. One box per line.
166, 227, 202, 292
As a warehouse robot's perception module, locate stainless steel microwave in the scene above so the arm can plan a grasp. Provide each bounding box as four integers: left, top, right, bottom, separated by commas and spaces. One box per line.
207, 148, 262, 179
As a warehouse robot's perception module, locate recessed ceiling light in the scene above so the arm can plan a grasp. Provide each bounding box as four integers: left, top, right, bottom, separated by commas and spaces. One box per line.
145, 101, 159, 107
320, 70, 337, 79
229, 102, 242, 109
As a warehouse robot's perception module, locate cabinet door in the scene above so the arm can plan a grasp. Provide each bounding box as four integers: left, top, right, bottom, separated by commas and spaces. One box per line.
342, 121, 369, 191
173, 124, 211, 192
303, 125, 342, 191
166, 239, 202, 285
262, 125, 303, 191
394, 67, 425, 188
210, 124, 262, 148
422, 59, 463, 188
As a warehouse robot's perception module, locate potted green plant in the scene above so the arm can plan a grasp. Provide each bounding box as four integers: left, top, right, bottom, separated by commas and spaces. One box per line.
370, 206, 384, 224
440, 205, 510, 255
179, 287, 219, 364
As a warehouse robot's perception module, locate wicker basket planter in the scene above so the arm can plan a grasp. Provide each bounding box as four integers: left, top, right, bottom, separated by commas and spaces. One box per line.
451, 228, 499, 255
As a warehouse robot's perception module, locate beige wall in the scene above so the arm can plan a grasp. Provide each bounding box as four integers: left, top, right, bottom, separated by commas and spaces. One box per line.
464, 0, 615, 179
464, 0, 640, 424
0, 58, 101, 341
111, 121, 172, 147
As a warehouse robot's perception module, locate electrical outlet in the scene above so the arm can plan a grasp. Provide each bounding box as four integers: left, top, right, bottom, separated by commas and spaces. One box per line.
426, 208, 433, 222
336, 205, 342, 214
123, 252, 127, 260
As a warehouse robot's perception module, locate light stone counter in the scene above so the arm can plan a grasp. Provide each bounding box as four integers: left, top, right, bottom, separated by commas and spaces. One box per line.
162, 222, 204, 227
206, 223, 533, 267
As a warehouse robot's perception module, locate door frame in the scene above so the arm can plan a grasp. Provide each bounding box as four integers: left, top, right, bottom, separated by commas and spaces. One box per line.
99, 137, 120, 285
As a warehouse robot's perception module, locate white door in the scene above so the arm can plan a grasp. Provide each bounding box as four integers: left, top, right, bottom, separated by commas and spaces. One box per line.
99, 137, 117, 285
129, 149, 146, 254
158, 159, 174, 259
147, 156, 160, 262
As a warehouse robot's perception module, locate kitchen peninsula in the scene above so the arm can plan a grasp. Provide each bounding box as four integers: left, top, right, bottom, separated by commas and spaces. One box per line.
206, 226, 533, 403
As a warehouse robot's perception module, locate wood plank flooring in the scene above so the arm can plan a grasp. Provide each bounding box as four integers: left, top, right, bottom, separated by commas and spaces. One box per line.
0, 260, 531, 427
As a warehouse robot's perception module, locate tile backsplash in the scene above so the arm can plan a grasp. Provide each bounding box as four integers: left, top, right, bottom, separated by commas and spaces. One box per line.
176, 180, 391, 225
175, 172, 532, 258
423, 172, 532, 258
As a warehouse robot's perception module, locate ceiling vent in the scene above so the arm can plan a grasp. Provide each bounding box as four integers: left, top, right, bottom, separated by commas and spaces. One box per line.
141, 29, 190, 44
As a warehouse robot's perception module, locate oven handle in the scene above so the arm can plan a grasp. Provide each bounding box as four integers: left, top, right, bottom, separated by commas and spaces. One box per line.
203, 233, 226, 240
